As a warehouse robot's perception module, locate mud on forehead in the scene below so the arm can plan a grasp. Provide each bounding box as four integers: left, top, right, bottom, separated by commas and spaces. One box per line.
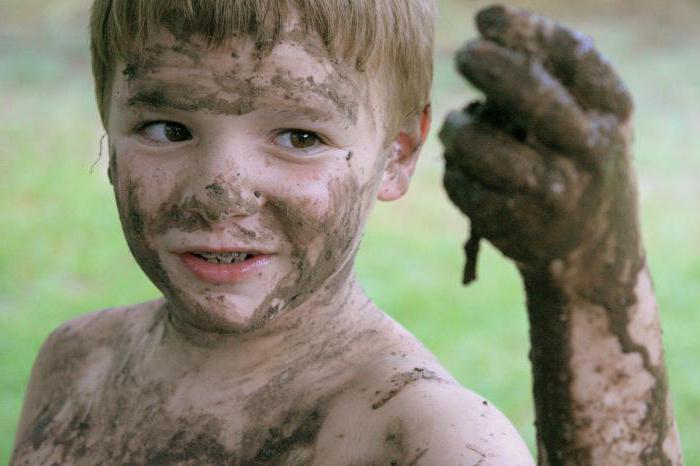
115, 29, 364, 123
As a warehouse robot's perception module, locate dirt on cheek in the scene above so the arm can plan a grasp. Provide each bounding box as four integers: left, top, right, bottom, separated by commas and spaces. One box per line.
250, 173, 371, 327
114, 174, 230, 333
116, 179, 173, 295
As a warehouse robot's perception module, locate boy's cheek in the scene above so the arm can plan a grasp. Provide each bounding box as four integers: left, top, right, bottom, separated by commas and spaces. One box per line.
257, 174, 371, 312
110, 147, 181, 213
113, 177, 176, 296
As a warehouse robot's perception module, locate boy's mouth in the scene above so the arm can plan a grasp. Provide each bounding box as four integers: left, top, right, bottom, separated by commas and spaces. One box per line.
192, 251, 254, 264
176, 249, 273, 285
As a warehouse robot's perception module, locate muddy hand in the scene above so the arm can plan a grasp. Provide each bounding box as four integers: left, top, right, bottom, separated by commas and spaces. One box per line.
441, 4, 637, 281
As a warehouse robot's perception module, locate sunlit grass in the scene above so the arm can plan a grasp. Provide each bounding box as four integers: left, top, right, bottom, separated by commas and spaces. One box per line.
2, 1, 699, 463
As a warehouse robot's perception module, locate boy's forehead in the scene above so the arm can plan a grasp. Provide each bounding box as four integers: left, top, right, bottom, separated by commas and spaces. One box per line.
113, 29, 375, 124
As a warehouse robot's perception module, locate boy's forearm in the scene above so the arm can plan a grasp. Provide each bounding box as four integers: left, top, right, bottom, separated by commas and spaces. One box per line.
520, 260, 682, 465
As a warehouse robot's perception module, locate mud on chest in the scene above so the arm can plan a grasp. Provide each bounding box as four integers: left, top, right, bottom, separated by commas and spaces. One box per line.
13, 391, 326, 465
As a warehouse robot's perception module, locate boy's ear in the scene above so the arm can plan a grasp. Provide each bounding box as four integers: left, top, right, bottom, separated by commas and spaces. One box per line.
377, 104, 431, 202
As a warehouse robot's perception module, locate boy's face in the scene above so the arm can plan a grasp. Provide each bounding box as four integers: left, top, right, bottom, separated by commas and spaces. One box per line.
106, 28, 421, 334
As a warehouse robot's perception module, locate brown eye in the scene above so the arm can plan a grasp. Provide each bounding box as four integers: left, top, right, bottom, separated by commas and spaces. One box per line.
289, 130, 318, 148
273, 129, 323, 152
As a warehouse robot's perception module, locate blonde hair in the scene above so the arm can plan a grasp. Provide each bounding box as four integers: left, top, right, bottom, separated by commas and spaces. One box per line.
90, 0, 435, 137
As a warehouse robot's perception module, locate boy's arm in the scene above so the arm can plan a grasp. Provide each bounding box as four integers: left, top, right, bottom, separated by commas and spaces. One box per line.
11, 325, 66, 454
440, 5, 682, 465
11, 312, 98, 460
391, 382, 535, 465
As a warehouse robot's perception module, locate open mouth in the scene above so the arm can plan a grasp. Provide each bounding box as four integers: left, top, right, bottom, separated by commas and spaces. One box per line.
178, 250, 272, 284
191, 251, 256, 264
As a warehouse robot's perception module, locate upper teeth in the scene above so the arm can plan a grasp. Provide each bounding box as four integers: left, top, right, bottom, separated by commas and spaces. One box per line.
197, 252, 249, 264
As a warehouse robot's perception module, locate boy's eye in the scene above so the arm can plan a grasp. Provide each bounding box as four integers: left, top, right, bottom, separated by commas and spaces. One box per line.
139, 121, 192, 143
273, 130, 323, 151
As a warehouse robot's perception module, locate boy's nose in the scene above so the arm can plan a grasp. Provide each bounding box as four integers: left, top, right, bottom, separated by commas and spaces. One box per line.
199, 179, 260, 221
178, 176, 261, 226
181, 141, 266, 224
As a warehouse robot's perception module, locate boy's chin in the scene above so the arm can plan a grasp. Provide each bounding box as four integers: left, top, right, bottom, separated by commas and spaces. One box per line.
163, 290, 278, 337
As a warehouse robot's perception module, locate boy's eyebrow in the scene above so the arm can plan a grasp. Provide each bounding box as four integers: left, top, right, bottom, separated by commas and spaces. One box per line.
125, 86, 247, 115
127, 89, 189, 111
265, 104, 344, 124
123, 82, 357, 123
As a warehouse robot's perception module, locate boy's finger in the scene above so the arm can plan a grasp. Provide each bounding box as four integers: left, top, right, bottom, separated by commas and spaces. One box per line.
442, 112, 548, 195
456, 40, 596, 155
443, 166, 514, 240
476, 5, 633, 121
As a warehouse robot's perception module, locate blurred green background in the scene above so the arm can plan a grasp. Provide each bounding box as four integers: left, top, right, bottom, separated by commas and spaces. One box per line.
1, 0, 698, 463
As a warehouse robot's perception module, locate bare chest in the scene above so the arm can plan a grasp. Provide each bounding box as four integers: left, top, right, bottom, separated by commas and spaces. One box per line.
13, 364, 330, 465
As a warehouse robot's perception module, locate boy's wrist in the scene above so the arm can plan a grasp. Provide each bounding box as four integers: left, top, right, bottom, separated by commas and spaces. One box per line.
517, 239, 646, 307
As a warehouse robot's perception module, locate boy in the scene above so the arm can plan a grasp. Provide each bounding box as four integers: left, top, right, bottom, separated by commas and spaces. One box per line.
11, 2, 533, 464
11, 0, 657, 464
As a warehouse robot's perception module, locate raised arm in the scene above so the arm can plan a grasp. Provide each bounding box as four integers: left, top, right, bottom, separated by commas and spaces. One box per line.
440, 5, 682, 465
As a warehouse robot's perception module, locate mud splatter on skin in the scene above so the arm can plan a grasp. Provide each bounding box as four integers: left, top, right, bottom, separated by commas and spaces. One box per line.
119, 42, 170, 86
125, 171, 368, 336
442, 5, 679, 465
372, 418, 430, 466
248, 173, 368, 329
19, 344, 239, 464
148, 179, 261, 237
113, 171, 239, 339
127, 80, 258, 116
115, 177, 255, 337
229, 164, 386, 461
11, 305, 187, 464
77, 22, 403, 464
143, 422, 235, 466
29, 405, 54, 450
247, 141, 390, 330
371, 368, 444, 410
97, 315, 239, 465
17, 163, 402, 465
109, 95, 386, 335
238, 301, 385, 464
270, 68, 359, 125
118, 179, 173, 299
120, 27, 361, 124
122, 63, 138, 82
379, 418, 413, 466
107, 144, 117, 186
408, 447, 430, 465
23, 404, 93, 463
109, 29, 374, 338
247, 408, 323, 464
126, 65, 358, 124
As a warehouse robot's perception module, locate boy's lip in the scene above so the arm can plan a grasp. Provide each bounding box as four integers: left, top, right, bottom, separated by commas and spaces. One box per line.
170, 245, 273, 255
176, 251, 274, 285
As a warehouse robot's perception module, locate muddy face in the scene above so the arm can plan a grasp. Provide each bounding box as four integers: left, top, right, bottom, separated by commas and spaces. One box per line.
107, 27, 392, 335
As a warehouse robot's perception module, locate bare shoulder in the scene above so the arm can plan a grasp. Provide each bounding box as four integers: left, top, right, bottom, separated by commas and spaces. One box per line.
379, 373, 534, 465
12, 300, 163, 451
25, 299, 162, 381
317, 323, 533, 465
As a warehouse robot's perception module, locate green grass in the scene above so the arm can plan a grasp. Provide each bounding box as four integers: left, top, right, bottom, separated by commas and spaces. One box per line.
2, 1, 699, 463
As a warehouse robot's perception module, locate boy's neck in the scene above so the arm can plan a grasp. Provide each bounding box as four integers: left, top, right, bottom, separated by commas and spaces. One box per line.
158, 273, 378, 355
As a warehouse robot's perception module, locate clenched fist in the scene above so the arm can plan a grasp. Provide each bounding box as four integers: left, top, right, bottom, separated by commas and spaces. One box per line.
441, 7, 684, 465
441, 4, 639, 287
